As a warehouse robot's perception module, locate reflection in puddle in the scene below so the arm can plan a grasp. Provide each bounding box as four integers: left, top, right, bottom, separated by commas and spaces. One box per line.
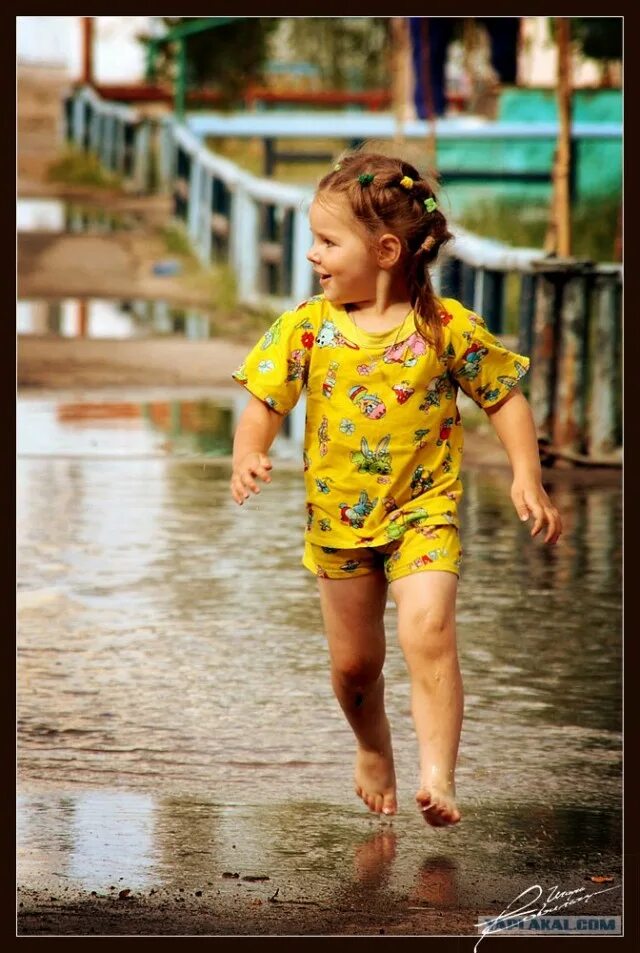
17, 392, 302, 459
17, 299, 215, 340
17, 789, 621, 920
17, 197, 146, 234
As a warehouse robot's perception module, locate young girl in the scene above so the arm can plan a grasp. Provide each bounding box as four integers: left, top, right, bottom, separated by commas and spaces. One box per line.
230, 152, 562, 827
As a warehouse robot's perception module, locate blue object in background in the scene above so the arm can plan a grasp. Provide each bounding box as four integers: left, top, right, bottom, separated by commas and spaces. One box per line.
152, 259, 183, 277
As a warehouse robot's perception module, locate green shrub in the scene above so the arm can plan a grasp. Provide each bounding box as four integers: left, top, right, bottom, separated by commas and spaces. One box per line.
47, 148, 122, 188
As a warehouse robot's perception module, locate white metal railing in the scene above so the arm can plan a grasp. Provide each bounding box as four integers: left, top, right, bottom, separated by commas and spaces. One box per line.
63, 86, 621, 463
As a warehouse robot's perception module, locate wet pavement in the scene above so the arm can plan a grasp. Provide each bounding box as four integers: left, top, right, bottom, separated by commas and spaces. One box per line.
17, 390, 622, 935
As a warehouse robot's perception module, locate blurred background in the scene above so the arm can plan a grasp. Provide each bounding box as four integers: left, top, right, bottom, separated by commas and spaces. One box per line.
17, 17, 622, 937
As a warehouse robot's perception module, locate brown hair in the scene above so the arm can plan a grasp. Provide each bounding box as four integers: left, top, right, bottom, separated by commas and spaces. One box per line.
316, 151, 453, 350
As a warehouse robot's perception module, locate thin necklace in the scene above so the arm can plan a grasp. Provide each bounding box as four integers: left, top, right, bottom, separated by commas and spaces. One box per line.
348, 308, 410, 350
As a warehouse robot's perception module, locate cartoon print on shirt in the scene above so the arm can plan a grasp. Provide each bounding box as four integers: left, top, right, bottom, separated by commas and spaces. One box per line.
410, 465, 434, 498
295, 294, 323, 312
322, 361, 340, 398
316, 320, 360, 350
392, 380, 415, 404
302, 450, 310, 472
260, 313, 285, 350
348, 385, 387, 420
356, 361, 379, 375
475, 383, 502, 403
287, 349, 307, 383
457, 341, 490, 380
306, 503, 314, 531
339, 418, 356, 435
382, 495, 398, 515
315, 478, 333, 494
497, 361, 529, 391
339, 491, 378, 529
413, 428, 431, 449
318, 416, 330, 456
441, 451, 454, 473
419, 372, 454, 411
385, 506, 430, 539
383, 331, 428, 368
436, 417, 455, 446
351, 436, 392, 476
318, 518, 332, 532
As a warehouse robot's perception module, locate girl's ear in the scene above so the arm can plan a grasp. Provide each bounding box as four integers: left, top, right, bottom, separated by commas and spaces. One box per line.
376, 233, 403, 269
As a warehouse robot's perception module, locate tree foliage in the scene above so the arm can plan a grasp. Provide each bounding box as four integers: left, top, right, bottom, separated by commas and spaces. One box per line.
571, 18, 622, 62
153, 18, 279, 104
283, 18, 390, 90
549, 17, 622, 62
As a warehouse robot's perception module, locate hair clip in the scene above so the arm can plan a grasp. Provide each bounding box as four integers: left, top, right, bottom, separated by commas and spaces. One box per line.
424, 197, 438, 213
358, 173, 374, 186
420, 235, 436, 252
333, 163, 342, 171
399, 175, 414, 190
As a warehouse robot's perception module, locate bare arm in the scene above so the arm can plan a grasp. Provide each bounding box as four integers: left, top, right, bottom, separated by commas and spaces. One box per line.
230, 395, 285, 505
484, 387, 563, 544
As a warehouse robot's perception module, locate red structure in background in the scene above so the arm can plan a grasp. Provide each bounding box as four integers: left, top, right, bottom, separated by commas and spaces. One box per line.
89, 83, 469, 113
81, 17, 94, 85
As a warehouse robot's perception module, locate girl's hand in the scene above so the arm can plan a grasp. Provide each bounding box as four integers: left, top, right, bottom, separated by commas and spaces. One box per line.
511, 479, 562, 544
231, 452, 273, 505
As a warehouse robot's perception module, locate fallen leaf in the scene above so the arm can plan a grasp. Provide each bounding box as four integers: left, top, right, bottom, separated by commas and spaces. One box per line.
118, 889, 131, 899
590, 875, 614, 884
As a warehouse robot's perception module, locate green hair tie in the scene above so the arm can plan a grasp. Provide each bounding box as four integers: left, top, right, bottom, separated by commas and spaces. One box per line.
424, 197, 438, 213
358, 173, 374, 186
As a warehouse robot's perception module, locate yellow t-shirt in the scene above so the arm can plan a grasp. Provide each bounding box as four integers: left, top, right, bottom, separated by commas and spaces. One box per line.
232, 295, 529, 547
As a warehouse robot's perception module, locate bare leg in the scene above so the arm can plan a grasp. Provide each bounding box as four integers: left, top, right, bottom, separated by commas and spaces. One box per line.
317, 571, 397, 816
390, 570, 462, 826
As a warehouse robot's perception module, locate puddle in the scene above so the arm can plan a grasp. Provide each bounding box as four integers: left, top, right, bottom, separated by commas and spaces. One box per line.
17, 788, 621, 914
16, 384, 622, 930
17, 392, 300, 458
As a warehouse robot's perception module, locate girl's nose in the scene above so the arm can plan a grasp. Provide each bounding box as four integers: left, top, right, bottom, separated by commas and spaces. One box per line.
307, 244, 320, 264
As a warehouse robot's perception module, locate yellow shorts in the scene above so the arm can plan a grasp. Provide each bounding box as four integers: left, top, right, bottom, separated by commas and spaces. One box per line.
302, 524, 462, 583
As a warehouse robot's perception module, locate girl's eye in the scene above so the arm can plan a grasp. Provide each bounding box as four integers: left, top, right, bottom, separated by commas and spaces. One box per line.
324, 239, 334, 247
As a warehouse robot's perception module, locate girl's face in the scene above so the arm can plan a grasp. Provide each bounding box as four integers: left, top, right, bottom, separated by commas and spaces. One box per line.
307, 195, 379, 307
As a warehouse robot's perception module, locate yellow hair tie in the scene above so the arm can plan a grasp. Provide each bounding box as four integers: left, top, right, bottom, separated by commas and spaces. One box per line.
399, 175, 414, 190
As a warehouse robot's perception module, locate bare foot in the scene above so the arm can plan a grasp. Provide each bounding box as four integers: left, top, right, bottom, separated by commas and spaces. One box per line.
416, 785, 461, 827
354, 735, 397, 816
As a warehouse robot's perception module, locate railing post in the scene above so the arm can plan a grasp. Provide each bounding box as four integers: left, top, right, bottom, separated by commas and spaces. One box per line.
133, 120, 150, 193
158, 121, 174, 193
479, 268, 504, 333
530, 261, 563, 441
116, 118, 127, 176
188, 157, 202, 245
460, 262, 476, 311
518, 272, 537, 359
290, 204, 313, 303
589, 266, 622, 457
89, 107, 100, 156
72, 93, 85, 148
438, 256, 461, 300
552, 261, 594, 456
230, 185, 259, 303
201, 171, 214, 265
